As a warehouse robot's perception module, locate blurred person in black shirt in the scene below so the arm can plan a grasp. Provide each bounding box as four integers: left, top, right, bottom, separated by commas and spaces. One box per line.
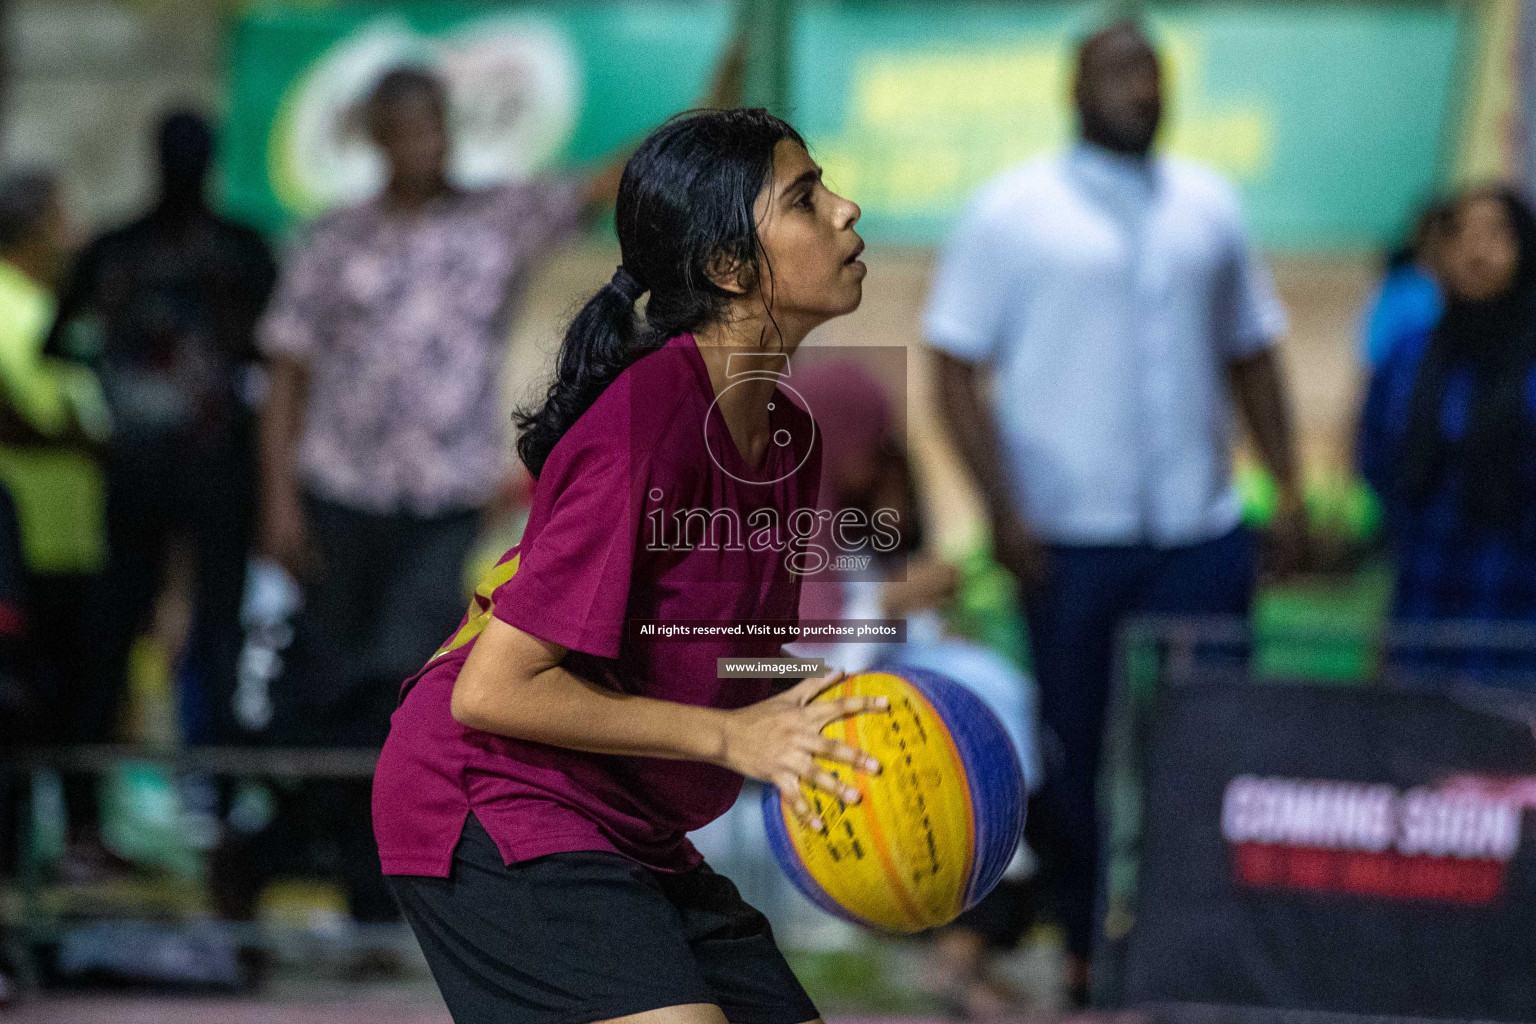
47, 111, 277, 855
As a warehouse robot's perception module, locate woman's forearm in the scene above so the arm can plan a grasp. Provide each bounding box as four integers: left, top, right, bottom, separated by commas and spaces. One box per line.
451, 618, 728, 765
454, 619, 883, 811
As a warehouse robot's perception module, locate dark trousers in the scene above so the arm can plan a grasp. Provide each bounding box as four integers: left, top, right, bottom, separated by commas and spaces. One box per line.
220, 495, 480, 924
68, 432, 257, 830
29, 572, 98, 833
0, 486, 33, 879
1025, 526, 1254, 959
271, 496, 481, 745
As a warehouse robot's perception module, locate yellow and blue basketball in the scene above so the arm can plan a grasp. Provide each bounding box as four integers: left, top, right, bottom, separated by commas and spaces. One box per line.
761, 667, 1026, 932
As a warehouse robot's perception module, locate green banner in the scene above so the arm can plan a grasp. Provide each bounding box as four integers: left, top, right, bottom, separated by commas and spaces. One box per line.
795, 2, 1469, 251
223, 1, 1469, 251
222, 2, 735, 234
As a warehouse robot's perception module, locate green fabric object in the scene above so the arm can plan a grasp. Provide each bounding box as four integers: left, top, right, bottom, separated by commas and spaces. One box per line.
102, 760, 203, 879
1237, 463, 1280, 528
1236, 463, 1382, 543
941, 532, 1031, 673
1308, 476, 1383, 542
1252, 561, 1394, 684
0, 261, 108, 574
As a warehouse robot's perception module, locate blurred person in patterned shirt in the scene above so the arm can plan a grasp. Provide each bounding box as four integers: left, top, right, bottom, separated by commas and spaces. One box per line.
255, 70, 606, 740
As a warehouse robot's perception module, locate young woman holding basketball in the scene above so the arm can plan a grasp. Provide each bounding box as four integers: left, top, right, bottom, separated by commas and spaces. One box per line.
373, 108, 880, 1024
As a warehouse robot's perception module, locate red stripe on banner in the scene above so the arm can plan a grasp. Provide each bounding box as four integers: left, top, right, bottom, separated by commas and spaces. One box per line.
0, 602, 25, 637
1232, 843, 1506, 904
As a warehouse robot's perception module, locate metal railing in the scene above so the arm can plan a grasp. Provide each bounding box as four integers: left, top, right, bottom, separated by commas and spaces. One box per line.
0, 745, 393, 990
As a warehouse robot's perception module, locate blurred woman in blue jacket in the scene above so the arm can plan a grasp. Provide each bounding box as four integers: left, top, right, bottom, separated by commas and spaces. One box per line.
1358, 186, 1536, 686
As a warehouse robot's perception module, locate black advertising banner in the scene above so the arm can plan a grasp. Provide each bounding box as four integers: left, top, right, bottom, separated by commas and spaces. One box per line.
1127, 684, 1536, 1021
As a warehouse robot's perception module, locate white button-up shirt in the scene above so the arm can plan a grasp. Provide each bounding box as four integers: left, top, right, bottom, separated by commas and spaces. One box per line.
924, 143, 1287, 548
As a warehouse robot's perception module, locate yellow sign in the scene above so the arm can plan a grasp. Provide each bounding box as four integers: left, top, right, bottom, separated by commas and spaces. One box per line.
817, 31, 1274, 218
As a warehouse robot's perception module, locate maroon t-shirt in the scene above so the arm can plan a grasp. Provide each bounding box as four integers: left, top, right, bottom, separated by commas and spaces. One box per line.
373, 334, 821, 875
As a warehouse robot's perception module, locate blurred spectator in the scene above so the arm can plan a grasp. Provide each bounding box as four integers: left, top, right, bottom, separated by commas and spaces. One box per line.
793, 361, 1042, 1019
1360, 200, 1451, 369
47, 110, 277, 763
0, 169, 113, 879
926, 20, 1301, 1004
228, 66, 629, 955
1358, 185, 1536, 677
794, 358, 957, 661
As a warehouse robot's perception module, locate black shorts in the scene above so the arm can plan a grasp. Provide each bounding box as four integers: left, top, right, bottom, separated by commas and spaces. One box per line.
388, 814, 820, 1024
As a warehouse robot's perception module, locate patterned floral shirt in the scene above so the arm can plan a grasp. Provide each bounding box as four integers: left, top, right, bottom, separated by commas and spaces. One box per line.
258, 180, 585, 515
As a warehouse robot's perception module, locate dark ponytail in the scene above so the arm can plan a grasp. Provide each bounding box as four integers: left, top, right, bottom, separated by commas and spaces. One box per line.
515, 107, 804, 478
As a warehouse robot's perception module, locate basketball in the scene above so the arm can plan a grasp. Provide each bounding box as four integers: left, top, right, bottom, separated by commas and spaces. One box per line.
761, 667, 1027, 932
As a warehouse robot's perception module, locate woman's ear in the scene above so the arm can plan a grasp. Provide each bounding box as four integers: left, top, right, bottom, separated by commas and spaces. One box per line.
704, 251, 754, 295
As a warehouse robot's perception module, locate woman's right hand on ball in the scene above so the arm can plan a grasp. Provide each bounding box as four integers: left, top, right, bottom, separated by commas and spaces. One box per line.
717, 670, 887, 830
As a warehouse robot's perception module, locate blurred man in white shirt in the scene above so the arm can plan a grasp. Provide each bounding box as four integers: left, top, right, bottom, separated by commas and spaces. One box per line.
927, 20, 1304, 1005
